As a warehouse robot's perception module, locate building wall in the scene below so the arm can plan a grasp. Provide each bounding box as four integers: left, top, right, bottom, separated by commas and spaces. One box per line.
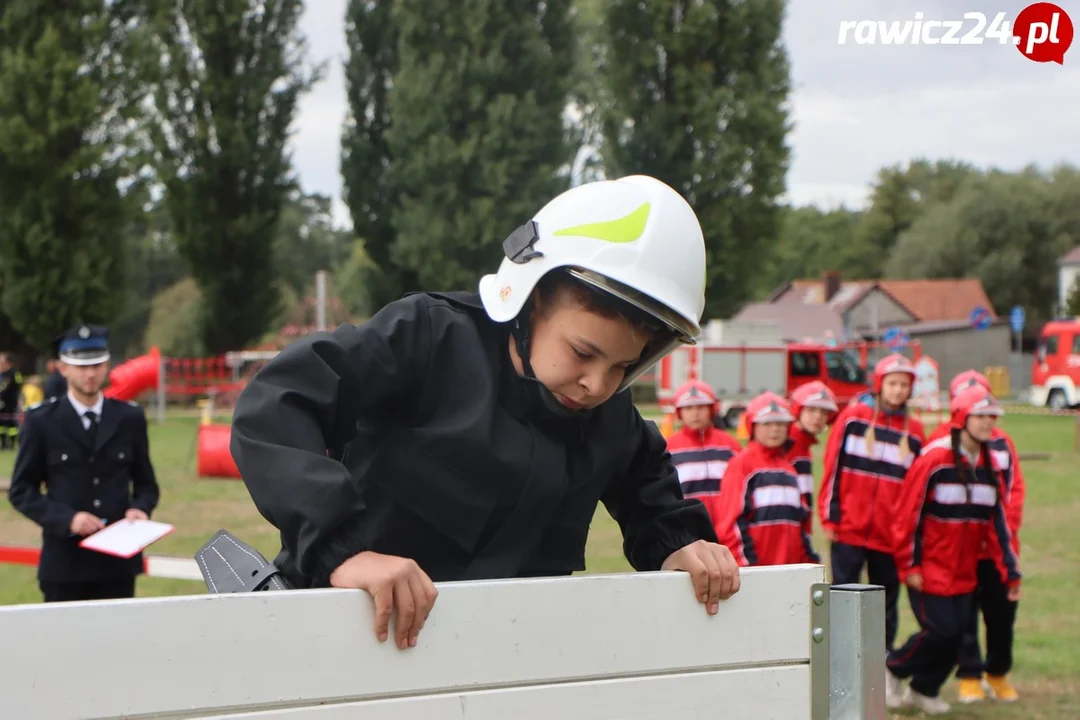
1012, 352, 1035, 395
911, 324, 1013, 393
1059, 265, 1080, 311
846, 289, 916, 335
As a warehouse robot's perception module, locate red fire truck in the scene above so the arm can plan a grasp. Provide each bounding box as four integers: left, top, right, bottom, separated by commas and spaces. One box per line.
655, 325, 921, 428
1030, 318, 1080, 409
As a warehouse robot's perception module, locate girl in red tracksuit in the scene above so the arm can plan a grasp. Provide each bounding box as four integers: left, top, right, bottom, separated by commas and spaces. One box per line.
818, 353, 926, 653
665, 380, 742, 506
786, 381, 839, 535
885, 385, 1021, 715
709, 392, 820, 567
930, 370, 1026, 704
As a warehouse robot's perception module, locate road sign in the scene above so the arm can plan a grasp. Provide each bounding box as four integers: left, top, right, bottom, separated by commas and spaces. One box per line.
883, 326, 910, 350
1010, 305, 1026, 334
970, 305, 993, 331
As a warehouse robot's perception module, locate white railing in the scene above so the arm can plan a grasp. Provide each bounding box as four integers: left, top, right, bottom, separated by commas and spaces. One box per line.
0, 564, 885, 719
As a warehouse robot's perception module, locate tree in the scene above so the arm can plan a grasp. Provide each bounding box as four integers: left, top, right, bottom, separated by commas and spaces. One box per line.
1046, 163, 1080, 258
564, 0, 608, 187
596, 0, 792, 320
383, 0, 577, 291
141, 0, 323, 354
755, 205, 863, 296
1066, 275, 1080, 317
110, 187, 189, 359
0, 1, 144, 353
885, 169, 1066, 328
339, 0, 415, 310
844, 159, 979, 278
273, 190, 354, 299
332, 239, 377, 318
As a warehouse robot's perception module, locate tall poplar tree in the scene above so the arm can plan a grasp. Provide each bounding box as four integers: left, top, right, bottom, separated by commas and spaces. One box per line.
383, 0, 578, 291
339, 0, 413, 310
0, 1, 143, 351
141, 0, 322, 353
597, 0, 792, 320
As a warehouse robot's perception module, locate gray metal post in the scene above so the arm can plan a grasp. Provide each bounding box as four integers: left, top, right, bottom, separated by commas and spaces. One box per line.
809, 583, 831, 720
315, 270, 327, 331
829, 583, 887, 720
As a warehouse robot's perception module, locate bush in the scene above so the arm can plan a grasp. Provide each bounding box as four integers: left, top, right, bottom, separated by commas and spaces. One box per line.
144, 278, 205, 357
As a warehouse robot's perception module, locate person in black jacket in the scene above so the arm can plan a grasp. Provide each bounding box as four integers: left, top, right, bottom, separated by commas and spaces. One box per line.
0, 352, 21, 450
230, 175, 740, 650
8, 325, 161, 602
42, 357, 67, 400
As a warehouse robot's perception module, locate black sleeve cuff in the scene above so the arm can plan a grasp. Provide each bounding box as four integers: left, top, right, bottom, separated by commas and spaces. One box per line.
132, 501, 155, 517
628, 501, 718, 571
309, 520, 370, 588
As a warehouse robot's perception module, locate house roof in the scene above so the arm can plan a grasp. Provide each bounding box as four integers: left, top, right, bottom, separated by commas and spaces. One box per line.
852, 317, 1004, 338
878, 279, 996, 322
771, 278, 996, 322
772, 280, 889, 314
732, 302, 847, 342
1060, 246, 1080, 265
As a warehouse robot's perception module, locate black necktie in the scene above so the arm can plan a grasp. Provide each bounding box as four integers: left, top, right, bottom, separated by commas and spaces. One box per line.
85, 410, 99, 446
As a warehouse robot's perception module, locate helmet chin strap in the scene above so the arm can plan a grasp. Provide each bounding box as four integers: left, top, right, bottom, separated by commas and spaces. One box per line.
510, 315, 584, 419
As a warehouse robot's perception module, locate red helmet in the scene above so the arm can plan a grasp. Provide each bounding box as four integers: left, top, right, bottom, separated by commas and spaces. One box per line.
872, 353, 916, 393
949, 369, 991, 399
672, 379, 718, 417
790, 381, 839, 420
950, 385, 1003, 431
745, 391, 795, 427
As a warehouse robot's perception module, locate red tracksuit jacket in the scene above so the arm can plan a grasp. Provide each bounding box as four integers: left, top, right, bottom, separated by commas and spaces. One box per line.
785, 425, 818, 535
819, 395, 926, 553
893, 436, 1022, 596
706, 440, 820, 567
666, 425, 743, 501
926, 423, 1024, 559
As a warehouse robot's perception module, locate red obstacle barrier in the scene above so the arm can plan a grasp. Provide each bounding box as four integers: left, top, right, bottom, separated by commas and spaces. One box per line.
0, 546, 42, 567
104, 347, 161, 402
165, 355, 239, 396
196, 423, 241, 479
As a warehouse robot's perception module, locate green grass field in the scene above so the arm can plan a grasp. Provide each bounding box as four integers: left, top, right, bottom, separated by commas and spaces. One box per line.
1, 410, 1077, 718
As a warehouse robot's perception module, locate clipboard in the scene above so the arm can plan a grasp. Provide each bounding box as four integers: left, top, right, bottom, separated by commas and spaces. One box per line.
79, 519, 175, 559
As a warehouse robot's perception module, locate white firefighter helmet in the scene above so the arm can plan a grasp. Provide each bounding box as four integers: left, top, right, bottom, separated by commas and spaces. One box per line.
478, 175, 707, 390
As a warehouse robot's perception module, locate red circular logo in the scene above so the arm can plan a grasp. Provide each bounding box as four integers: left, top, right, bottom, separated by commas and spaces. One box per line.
1013, 2, 1074, 63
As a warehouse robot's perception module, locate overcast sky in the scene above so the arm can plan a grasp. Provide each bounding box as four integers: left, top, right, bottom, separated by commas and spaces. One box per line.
289, 0, 1080, 227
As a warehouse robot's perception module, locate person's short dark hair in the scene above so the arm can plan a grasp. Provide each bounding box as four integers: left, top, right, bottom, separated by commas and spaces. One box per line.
532, 268, 670, 342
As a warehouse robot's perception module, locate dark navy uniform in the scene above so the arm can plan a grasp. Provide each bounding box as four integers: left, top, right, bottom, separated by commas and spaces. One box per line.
230, 292, 717, 590
7, 325, 161, 602
42, 367, 67, 400
0, 360, 21, 450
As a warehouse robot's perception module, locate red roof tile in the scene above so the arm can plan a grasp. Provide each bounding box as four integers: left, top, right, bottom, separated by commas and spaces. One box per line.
877, 279, 996, 322
774, 278, 995, 322
1060, 246, 1080, 265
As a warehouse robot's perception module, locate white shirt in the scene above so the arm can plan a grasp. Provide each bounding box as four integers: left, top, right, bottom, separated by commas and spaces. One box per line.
67, 391, 104, 431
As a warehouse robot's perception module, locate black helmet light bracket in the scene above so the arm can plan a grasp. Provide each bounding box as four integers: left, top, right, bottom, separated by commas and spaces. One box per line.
504, 220, 543, 264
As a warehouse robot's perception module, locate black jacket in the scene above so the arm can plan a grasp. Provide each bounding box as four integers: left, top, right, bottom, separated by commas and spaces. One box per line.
7, 396, 161, 582
0, 367, 20, 422
43, 371, 67, 400
230, 291, 717, 589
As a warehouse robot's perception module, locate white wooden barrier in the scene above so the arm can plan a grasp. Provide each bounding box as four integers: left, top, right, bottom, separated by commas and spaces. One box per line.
0, 564, 885, 719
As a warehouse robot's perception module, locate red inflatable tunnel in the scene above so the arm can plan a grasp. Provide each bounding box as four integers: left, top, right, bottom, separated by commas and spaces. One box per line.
197, 423, 241, 479
105, 346, 162, 402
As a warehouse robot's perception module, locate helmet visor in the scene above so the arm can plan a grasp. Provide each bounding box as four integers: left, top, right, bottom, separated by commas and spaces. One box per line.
566, 267, 700, 344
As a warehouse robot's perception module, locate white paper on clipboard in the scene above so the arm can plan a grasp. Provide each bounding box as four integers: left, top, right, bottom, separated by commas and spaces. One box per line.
79, 519, 175, 559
